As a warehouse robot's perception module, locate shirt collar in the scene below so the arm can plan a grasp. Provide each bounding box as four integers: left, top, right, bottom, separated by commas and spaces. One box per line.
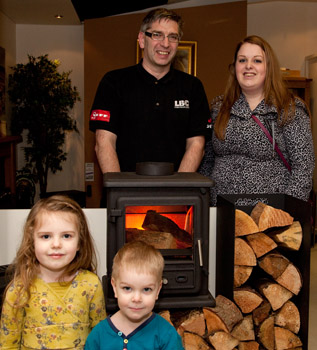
137, 60, 174, 84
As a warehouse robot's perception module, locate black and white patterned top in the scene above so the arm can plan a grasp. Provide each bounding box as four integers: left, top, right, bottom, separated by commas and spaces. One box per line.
199, 94, 315, 206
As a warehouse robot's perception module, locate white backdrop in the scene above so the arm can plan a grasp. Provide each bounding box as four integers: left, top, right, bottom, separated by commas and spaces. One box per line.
0, 208, 217, 296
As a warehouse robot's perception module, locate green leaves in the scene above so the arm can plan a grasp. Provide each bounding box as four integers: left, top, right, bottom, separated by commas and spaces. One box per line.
8, 54, 80, 195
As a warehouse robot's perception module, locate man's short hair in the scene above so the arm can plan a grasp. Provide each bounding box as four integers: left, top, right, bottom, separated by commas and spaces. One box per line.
140, 8, 184, 38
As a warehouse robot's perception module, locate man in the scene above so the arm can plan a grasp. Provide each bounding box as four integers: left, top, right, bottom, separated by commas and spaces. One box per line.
89, 8, 210, 173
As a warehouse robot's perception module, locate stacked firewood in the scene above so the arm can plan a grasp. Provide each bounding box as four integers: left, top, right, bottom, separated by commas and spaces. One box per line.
160, 202, 304, 350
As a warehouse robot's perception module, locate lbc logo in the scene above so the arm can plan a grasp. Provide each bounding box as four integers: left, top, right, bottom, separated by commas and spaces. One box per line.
174, 100, 189, 108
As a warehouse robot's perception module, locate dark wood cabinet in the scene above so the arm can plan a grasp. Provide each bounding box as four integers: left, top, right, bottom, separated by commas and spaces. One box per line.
0, 135, 22, 195
283, 76, 312, 106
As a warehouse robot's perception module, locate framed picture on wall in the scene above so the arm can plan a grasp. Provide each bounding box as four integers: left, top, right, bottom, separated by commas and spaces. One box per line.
0, 47, 5, 117
136, 40, 197, 76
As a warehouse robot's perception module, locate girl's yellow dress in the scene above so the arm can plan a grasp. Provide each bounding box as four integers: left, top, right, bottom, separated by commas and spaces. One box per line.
0, 269, 106, 349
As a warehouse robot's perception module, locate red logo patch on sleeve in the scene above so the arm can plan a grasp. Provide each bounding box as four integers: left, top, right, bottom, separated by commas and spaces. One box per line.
90, 109, 110, 122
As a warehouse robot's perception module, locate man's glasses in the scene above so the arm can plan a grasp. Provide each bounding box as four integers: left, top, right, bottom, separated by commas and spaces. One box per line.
144, 31, 180, 43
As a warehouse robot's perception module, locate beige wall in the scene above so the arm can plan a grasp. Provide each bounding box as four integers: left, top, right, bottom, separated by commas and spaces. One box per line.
14, 24, 85, 197
248, 1, 317, 191
84, 1, 247, 207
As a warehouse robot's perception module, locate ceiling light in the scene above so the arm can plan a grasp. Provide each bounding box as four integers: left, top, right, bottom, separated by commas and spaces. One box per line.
55, 15, 64, 19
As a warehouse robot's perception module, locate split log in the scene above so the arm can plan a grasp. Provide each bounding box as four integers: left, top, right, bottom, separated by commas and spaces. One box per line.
233, 288, 263, 314
235, 209, 259, 236
208, 331, 239, 350
208, 295, 243, 332
203, 307, 229, 334
183, 331, 211, 350
234, 238, 257, 266
234, 265, 253, 288
126, 228, 177, 249
258, 253, 302, 295
275, 300, 300, 334
231, 315, 255, 341
142, 210, 192, 248
250, 202, 293, 231
257, 279, 293, 311
269, 221, 303, 251
238, 341, 260, 350
274, 326, 302, 350
252, 300, 271, 327
276, 263, 302, 295
257, 316, 275, 350
258, 252, 290, 279
245, 232, 277, 258
177, 309, 206, 337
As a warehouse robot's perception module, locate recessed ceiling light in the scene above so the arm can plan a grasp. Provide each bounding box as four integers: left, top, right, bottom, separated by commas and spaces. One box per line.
55, 15, 64, 19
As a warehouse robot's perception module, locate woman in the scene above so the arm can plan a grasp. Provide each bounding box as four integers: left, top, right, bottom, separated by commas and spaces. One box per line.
199, 35, 315, 206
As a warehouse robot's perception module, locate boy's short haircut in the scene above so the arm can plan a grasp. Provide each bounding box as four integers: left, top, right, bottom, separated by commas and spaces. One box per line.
111, 241, 164, 281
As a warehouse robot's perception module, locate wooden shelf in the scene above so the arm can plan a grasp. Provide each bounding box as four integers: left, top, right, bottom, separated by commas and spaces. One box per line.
283, 76, 312, 106
0, 135, 22, 195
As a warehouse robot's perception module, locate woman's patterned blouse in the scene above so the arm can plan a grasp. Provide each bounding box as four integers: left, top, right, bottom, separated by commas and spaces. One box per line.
199, 94, 315, 205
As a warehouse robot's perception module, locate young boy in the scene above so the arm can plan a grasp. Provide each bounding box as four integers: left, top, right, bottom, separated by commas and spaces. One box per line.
85, 240, 184, 350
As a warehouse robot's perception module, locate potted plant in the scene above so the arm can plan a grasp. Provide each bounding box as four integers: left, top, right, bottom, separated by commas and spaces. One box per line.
8, 54, 80, 196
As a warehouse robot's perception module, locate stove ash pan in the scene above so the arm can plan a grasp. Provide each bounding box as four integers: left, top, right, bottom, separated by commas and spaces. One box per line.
102, 168, 215, 312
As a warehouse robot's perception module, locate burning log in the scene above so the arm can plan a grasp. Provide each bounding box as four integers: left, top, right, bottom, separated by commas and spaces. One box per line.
142, 210, 192, 248
126, 228, 178, 249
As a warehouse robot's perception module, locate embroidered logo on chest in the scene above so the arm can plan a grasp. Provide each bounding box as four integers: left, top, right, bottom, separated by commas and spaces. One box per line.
174, 100, 190, 109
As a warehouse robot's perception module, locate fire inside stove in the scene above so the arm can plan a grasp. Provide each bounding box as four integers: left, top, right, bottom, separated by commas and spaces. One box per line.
125, 205, 194, 258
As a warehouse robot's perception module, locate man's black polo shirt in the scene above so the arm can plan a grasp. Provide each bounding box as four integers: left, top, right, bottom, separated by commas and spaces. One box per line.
90, 62, 210, 172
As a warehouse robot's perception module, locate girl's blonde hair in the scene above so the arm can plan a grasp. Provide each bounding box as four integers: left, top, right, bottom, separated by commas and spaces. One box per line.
111, 241, 164, 282
214, 35, 300, 140
5, 195, 97, 307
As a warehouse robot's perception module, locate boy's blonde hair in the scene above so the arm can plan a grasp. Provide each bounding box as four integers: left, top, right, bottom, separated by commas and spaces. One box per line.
111, 241, 164, 282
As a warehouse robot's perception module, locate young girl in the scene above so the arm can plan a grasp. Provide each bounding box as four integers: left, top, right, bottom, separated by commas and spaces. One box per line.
0, 195, 106, 350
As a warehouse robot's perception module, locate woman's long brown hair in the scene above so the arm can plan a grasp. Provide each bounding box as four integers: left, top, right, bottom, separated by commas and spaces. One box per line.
214, 35, 297, 140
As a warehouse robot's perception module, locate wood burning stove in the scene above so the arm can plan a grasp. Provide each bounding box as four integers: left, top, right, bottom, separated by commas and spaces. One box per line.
102, 163, 216, 311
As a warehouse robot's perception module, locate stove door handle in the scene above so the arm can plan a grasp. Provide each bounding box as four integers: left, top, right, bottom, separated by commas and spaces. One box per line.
197, 239, 203, 267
